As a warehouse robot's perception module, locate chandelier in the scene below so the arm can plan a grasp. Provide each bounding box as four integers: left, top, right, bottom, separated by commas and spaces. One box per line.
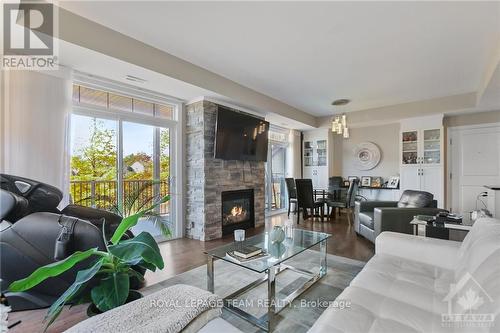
331, 114, 349, 138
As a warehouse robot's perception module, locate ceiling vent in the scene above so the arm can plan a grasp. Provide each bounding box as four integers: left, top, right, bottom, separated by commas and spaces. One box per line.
125, 75, 147, 83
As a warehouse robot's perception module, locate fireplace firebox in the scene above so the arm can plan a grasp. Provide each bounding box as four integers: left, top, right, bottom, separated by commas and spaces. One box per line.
221, 189, 255, 235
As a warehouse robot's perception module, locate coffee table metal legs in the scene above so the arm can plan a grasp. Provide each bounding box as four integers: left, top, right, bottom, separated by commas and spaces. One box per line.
320, 239, 327, 276
207, 255, 214, 293
206, 240, 328, 332
267, 265, 277, 332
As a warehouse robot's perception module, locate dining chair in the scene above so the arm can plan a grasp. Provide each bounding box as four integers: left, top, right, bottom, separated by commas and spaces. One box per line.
295, 179, 325, 224
285, 178, 298, 217
326, 178, 365, 224
327, 176, 344, 201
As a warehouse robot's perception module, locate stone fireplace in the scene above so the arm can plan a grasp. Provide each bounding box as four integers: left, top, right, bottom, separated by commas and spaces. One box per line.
221, 189, 255, 235
185, 100, 265, 241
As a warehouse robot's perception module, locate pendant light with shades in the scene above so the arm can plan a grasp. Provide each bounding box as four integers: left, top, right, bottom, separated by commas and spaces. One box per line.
331, 99, 350, 138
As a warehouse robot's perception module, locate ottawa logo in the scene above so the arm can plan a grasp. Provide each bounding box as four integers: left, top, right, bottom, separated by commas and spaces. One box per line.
442, 272, 495, 328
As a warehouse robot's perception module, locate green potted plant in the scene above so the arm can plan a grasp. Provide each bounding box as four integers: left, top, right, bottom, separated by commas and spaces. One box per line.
8, 195, 170, 330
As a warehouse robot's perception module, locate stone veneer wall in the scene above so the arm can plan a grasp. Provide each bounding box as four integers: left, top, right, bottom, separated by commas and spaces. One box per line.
185, 100, 266, 241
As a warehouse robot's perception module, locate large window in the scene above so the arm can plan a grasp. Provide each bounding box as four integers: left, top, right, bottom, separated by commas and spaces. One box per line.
70, 82, 180, 241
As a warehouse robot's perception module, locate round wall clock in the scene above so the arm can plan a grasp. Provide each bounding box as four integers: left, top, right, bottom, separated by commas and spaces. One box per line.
354, 142, 381, 170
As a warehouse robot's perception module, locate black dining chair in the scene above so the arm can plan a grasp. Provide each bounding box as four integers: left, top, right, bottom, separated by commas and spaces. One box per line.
327, 176, 344, 201
295, 179, 325, 224
316, 176, 343, 206
326, 178, 365, 224
285, 178, 298, 217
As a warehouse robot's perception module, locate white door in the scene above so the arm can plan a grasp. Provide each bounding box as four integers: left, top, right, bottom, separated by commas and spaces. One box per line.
400, 166, 420, 193
421, 166, 442, 207
450, 124, 500, 215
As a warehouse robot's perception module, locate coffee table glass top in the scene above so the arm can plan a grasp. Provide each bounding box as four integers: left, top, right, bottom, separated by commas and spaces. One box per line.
205, 229, 330, 273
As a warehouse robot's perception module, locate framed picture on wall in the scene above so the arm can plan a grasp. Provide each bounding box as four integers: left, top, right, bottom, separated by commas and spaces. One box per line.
371, 177, 383, 188
387, 176, 400, 189
361, 176, 371, 187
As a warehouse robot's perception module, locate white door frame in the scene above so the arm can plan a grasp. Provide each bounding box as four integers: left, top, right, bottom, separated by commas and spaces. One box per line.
446, 122, 500, 212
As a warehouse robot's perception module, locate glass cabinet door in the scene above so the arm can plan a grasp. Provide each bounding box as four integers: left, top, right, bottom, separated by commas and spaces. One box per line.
402, 131, 418, 164
423, 129, 441, 164
316, 140, 327, 166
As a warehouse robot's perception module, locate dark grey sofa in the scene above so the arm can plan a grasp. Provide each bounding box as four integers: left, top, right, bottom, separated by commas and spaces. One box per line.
354, 190, 447, 243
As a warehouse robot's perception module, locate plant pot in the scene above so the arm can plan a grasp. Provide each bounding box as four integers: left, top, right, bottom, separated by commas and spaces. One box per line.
86, 290, 143, 317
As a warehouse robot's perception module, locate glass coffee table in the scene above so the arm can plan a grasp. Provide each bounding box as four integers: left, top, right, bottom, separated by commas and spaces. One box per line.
205, 229, 330, 332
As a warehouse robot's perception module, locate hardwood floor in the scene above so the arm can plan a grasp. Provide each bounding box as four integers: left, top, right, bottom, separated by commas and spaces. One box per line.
8, 212, 374, 333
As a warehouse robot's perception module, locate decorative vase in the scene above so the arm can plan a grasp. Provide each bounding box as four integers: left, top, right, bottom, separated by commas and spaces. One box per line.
86, 290, 143, 317
269, 242, 286, 258
270, 225, 285, 245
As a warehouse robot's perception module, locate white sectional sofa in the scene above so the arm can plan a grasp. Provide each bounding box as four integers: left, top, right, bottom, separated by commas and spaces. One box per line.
309, 217, 500, 332
68, 218, 500, 333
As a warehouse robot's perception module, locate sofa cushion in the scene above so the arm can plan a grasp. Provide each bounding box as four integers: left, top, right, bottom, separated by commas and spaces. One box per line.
308, 286, 448, 333
397, 190, 434, 208
349, 254, 453, 315
453, 218, 500, 315
455, 218, 500, 278
359, 212, 374, 229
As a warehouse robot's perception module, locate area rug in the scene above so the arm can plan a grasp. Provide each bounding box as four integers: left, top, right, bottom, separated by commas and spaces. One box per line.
143, 250, 365, 333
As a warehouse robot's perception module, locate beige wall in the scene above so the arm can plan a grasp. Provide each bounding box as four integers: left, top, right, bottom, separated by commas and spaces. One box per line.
444, 110, 500, 128
331, 123, 400, 180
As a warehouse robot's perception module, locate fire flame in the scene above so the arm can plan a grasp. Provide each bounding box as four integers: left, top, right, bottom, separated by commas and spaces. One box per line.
230, 205, 244, 217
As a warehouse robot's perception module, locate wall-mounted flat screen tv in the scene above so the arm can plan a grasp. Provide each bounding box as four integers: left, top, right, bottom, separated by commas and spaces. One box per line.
215, 107, 269, 162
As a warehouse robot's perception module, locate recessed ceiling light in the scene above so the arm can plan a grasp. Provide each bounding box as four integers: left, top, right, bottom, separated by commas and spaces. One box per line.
331, 99, 351, 106
125, 75, 147, 83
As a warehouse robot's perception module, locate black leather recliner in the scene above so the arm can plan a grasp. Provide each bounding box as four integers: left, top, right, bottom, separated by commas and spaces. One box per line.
0, 174, 132, 311
354, 190, 447, 243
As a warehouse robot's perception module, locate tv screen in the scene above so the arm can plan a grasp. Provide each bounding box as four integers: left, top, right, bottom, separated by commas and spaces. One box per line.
215, 107, 269, 162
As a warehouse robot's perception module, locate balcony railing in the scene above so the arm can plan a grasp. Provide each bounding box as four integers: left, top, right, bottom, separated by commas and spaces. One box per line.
70, 179, 169, 215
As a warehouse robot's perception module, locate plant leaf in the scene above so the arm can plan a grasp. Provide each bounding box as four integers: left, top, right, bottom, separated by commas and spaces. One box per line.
9, 248, 99, 292
127, 267, 145, 283
44, 259, 103, 330
90, 272, 129, 312
137, 261, 157, 272
110, 195, 170, 244
109, 232, 164, 269
110, 213, 141, 245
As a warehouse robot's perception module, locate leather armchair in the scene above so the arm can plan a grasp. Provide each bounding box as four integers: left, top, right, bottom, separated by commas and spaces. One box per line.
355, 190, 447, 243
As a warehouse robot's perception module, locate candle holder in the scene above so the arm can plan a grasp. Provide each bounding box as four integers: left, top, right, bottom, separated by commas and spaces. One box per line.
234, 229, 245, 250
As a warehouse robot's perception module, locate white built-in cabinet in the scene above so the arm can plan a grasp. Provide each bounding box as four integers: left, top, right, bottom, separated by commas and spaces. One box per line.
400, 115, 444, 207
303, 130, 329, 189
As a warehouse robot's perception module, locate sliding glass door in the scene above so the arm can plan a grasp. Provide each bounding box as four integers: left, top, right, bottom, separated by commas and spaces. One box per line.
121, 122, 171, 239
70, 115, 174, 241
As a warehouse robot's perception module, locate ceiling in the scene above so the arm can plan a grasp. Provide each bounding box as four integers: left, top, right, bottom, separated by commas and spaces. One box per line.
58, 40, 313, 130
58, 1, 500, 117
